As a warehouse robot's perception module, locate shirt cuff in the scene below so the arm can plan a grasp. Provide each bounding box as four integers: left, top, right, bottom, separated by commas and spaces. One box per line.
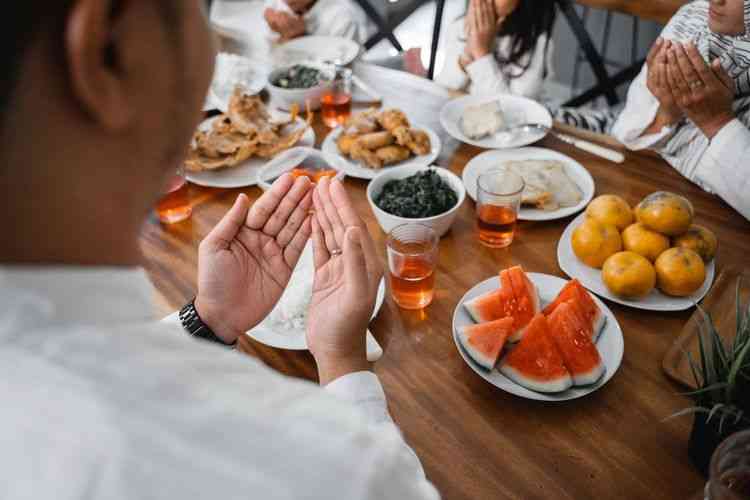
325, 371, 393, 426
695, 118, 746, 186
466, 54, 498, 81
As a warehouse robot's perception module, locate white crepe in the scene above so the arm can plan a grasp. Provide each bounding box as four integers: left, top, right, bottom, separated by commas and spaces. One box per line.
501, 160, 582, 211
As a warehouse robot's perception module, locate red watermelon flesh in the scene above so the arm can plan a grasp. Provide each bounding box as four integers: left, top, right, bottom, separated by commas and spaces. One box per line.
499, 314, 572, 393
501, 266, 541, 343
464, 289, 502, 323
458, 317, 514, 370
543, 279, 606, 342
547, 301, 605, 386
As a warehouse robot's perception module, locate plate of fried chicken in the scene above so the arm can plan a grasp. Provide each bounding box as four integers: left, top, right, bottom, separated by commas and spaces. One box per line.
321, 108, 440, 180
185, 88, 314, 188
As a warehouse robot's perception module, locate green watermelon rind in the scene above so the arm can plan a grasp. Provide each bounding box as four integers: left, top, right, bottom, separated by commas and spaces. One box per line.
499, 363, 573, 393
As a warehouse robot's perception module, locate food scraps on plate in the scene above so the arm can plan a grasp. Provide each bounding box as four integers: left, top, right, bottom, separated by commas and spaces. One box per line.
185, 87, 312, 172
459, 266, 607, 394
337, 108, 432, 170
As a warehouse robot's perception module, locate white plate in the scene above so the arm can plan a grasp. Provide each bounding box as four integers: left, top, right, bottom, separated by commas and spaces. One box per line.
452, 273, 624, 401
186, 115, 315, 188
558, 213, 716, 311
440, 94, 552, 149
246, 245, 386, 350
321, 124, 441, 180
272, 36, 361, 67
462, 147, 595, 221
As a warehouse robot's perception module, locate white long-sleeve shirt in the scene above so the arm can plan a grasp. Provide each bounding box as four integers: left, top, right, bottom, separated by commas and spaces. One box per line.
435, 19, 553, 99
0, 266, 439, 500
611, 67, 750, 221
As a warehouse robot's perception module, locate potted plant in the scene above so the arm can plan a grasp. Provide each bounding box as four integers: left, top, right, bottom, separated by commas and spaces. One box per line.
670, 277, 750, 476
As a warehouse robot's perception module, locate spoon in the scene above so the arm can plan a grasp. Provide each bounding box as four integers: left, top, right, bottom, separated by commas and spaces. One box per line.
503, 123, 625, 164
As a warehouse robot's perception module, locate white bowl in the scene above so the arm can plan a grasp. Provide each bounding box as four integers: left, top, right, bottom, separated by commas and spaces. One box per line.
366, 165, 466, 238
266, 64, 330, 111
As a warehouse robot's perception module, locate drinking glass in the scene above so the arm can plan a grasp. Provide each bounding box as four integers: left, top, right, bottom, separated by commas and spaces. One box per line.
156, 166, 192, 224
705, 430, 750, 500
476, 169, 525, 248
321, 66, 352, 128
387, 224, 439, 310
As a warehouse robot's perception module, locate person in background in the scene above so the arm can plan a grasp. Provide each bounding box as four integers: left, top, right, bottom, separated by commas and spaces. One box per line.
0, 1, 439, 499
263, 0, 374, 44
435, 0, 556, 99
611, 0, 750, 221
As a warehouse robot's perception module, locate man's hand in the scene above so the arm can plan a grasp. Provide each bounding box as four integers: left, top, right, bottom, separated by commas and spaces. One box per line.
284, 0, 315, 15
195, 174, 313, 344
307, 178, 383, 385
465, 0, 501, 61
264, 8, 306, 41
644, 38, 683, 133
666, 42, 736, 139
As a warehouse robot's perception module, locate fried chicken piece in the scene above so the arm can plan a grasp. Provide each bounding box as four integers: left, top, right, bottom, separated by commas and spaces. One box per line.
337, 133, 360, 156
375, 145, 411, 165
355, 131, 394, 150
350, 143, 383, 169
377, 109, 410, 132
407, 129, 431, 156
344, 108, 379, 135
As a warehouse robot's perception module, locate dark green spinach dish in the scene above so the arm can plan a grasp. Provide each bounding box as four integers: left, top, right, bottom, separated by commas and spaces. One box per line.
273, 65, 321, 89
375, 170, 458, 218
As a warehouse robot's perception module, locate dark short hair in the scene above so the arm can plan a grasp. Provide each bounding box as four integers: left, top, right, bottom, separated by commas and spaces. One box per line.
0, 0, 180, 118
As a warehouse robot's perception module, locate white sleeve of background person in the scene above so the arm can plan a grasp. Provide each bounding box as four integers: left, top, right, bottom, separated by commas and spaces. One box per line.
611, 66, 676, 150
506, 34, 551, 100
434, 20, 471, 91
465, 53, 511, 96
693, 119, 750, 222
306, 0, 374, 45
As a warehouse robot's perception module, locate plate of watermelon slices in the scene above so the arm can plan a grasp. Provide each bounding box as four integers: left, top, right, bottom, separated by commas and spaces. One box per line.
452, 267, 624, 401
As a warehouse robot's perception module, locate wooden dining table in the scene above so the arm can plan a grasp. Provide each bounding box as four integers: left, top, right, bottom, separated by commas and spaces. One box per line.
140, 63, 750, 500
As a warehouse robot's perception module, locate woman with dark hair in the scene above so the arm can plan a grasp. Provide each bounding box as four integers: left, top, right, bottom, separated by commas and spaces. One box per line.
436, 0, 556, 98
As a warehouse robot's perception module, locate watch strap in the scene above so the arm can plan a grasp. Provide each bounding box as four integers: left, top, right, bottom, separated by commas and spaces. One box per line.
179, 299, 236, 348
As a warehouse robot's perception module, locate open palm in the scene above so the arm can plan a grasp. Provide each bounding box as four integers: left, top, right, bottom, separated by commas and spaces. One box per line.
196, 174, 313, 342
307, 178, 382, 363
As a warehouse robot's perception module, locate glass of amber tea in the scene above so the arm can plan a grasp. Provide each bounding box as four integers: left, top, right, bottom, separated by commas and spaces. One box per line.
156, 166, 192, 224
387, 224, 439, 310
476, 169, 524, 248
321, 66, 352, 128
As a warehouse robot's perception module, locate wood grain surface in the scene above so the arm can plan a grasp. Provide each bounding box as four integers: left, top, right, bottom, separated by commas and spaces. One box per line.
573, 0, 688, 24
140, 64, 750, 499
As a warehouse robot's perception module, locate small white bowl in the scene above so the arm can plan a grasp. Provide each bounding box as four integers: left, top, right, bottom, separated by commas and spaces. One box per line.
266, 64, 330, 112
366, 165, 466, 238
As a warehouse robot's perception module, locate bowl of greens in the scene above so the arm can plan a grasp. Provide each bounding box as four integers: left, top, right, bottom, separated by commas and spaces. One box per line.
267, 64, 331, 111
367, 165, 465, 237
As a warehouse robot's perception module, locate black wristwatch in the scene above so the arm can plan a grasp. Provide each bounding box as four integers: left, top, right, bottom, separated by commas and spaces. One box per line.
179, 298, 236, 348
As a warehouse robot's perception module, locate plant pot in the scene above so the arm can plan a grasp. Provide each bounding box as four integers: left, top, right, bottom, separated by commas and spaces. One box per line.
688, 413, 746, 477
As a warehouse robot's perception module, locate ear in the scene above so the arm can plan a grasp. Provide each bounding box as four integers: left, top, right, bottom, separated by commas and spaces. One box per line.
66, 0, 134, 130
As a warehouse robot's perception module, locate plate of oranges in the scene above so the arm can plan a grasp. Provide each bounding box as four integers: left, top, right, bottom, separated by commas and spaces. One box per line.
557, 192, 716, 311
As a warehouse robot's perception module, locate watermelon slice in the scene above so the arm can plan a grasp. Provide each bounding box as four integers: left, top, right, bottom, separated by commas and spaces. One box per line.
463, 266, 541, 343
501, 266, 541, 343
547, 302, 605, 386
464, 289, 502, 323
457, 317, 514, 370
543, 279, 606, 342
499, 314, 572, 393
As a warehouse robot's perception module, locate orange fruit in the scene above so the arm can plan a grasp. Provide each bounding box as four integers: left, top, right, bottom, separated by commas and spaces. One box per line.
621, 223, 671, 263
586, 195, 634, 231
602, 251, 656, 298
654, 248, 706, 297
672, 225, 718, 262
572, 219, 623, 269
635, 191, 694, 236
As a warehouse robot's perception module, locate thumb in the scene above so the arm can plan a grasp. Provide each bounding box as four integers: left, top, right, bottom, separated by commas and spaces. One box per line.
203, 194, 250, 251
343, 226, 367, 288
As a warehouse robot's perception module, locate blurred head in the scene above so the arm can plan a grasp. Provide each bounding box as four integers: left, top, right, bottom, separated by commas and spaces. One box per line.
496, 0, 556, 74
0, 0, 216, 265
708, 0, 747, 35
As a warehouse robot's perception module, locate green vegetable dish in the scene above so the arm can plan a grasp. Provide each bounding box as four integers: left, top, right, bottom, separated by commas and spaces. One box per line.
375, 170, 458, 218
273, 65, 321, 89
